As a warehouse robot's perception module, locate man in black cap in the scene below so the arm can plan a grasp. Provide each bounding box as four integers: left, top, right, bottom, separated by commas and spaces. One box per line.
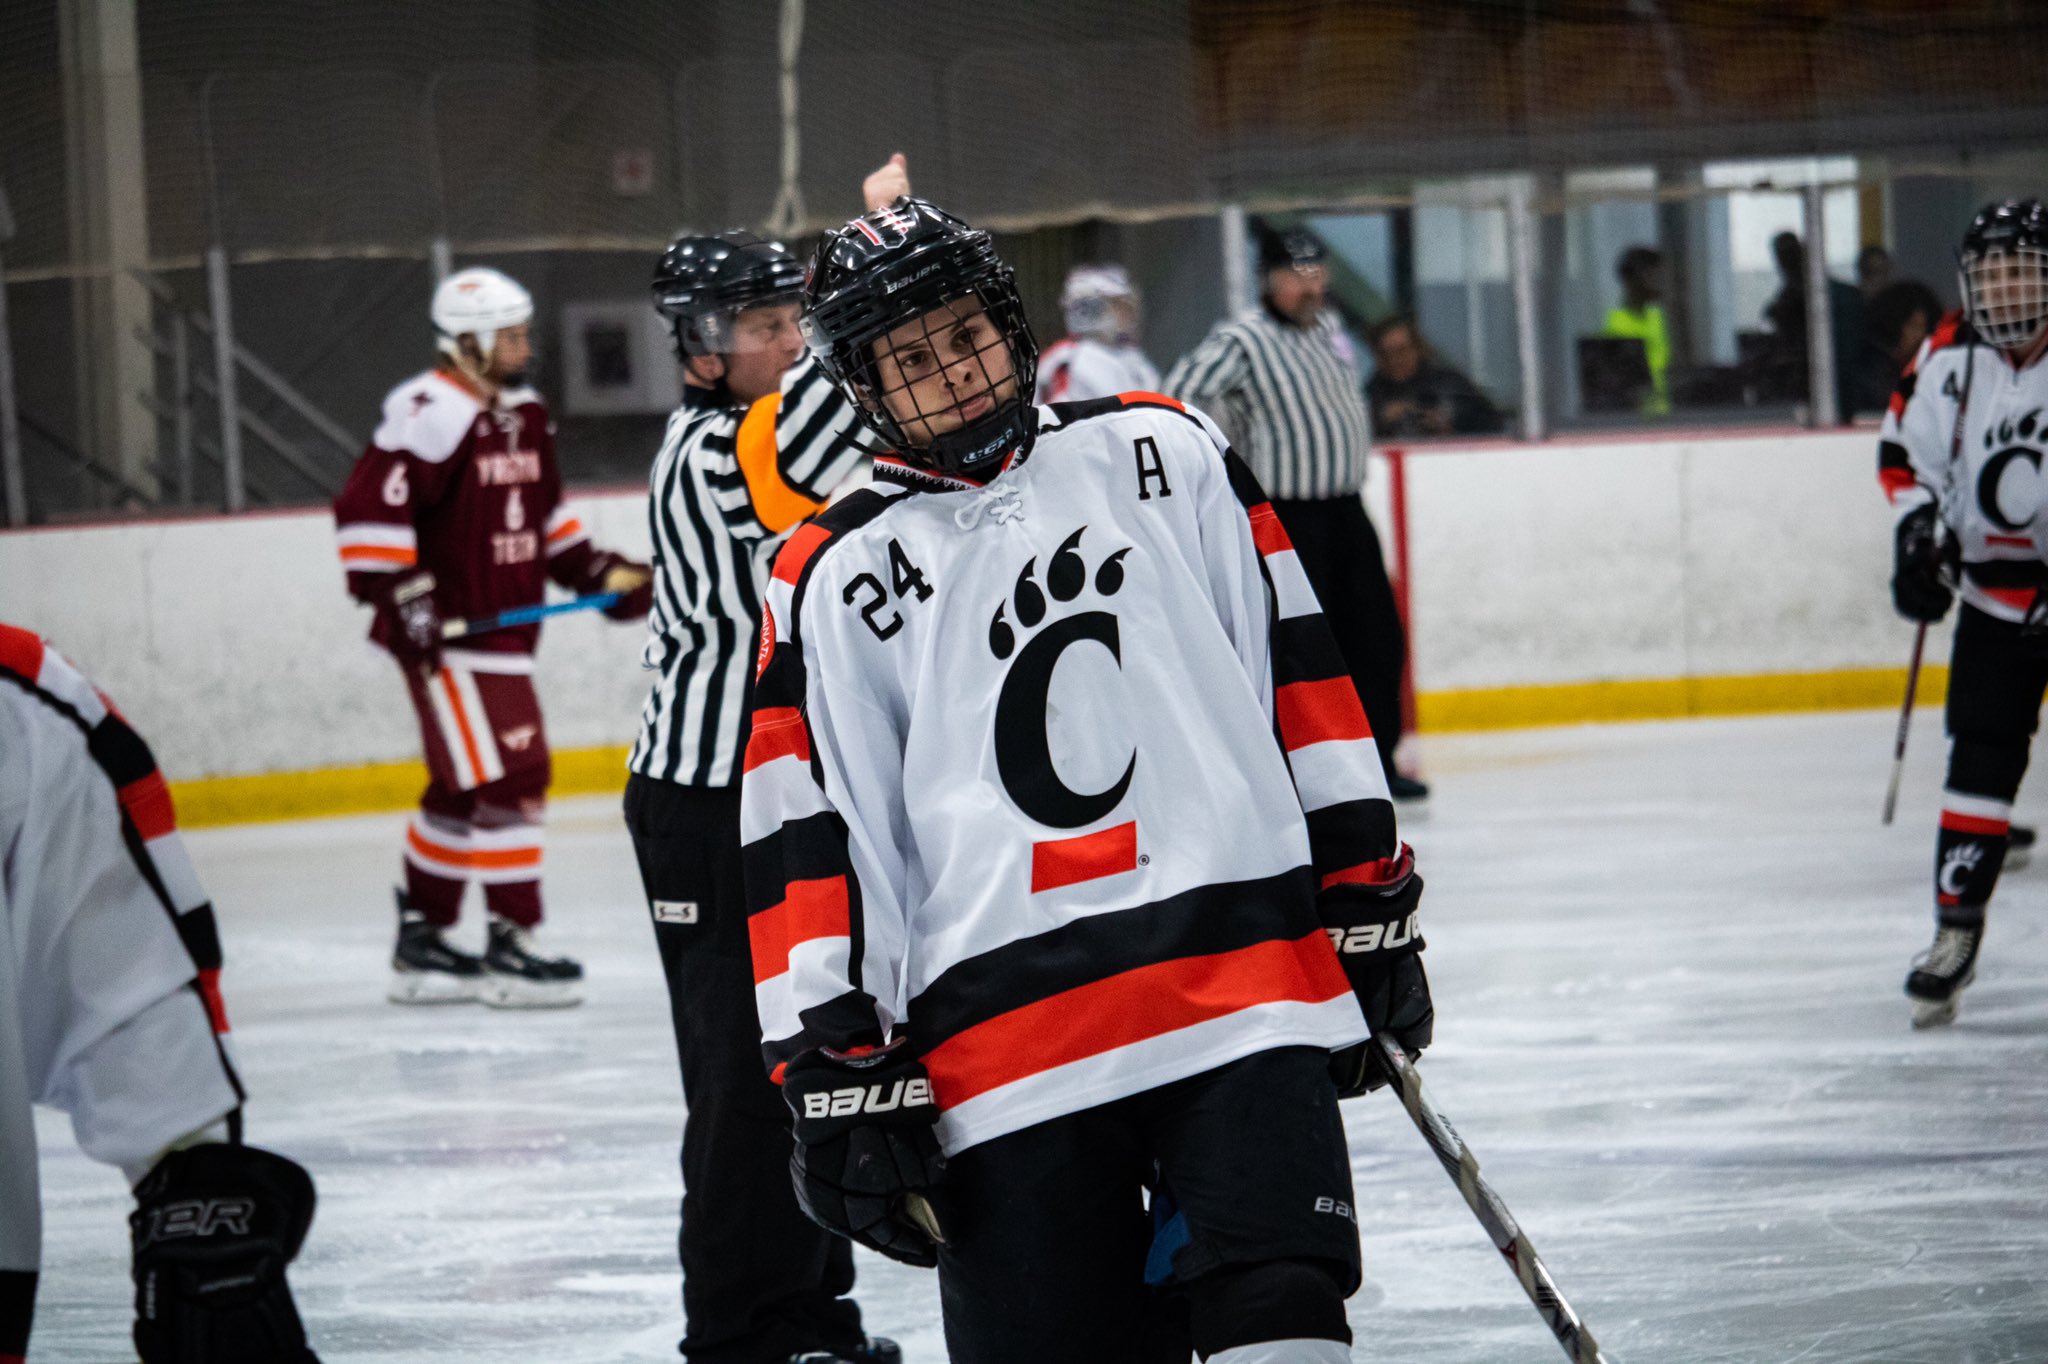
1166, 226, 1425, 800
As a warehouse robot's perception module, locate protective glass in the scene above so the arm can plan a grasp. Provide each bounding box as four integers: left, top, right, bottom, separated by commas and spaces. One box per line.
1961, 246, 2048, 350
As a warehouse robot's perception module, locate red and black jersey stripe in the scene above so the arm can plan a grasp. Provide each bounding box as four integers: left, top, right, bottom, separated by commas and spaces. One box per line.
902, 867, 1322, 1058
748, 489, 907, 1072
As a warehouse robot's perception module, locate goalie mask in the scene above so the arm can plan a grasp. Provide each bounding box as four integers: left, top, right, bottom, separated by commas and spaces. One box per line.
653, 230, 806, 359
802, 197, 1039, 481
1959, 199, 2048, 353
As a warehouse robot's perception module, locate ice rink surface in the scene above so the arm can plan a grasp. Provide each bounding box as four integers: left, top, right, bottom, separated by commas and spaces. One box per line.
28, 709, 2048, 1363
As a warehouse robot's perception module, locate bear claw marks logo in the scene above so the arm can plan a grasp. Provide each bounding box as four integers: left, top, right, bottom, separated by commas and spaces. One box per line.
989, 526, 1136, 828
1976, 408, 2048, 532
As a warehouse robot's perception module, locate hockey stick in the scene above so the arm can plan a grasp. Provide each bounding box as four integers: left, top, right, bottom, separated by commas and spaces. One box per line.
441, 592, 621, 641
1881, 621, 1929, 825
1373, 1036, 1609, 1364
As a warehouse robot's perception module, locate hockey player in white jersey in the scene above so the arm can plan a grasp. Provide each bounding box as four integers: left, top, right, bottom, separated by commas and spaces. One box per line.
743, 198, 1433, 1362
0, 624, 319, 1363
1034, 264, 1162, 403
1880, 198, 2048, 1026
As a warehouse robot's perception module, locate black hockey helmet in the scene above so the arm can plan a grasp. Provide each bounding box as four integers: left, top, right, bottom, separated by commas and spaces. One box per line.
652, 230, 805, 358
801, 197, 1038, 480
1958, 198, 2048, 351
1258, 224, 1328, 273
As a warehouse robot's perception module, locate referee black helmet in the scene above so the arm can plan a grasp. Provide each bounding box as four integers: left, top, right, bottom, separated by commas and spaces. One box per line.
652, 231, 805, 359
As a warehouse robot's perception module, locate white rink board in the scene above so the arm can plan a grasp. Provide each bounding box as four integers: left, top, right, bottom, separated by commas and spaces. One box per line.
0, 495, 656, 780
0, 428, 1918, 781
1390, 427, 1922, 692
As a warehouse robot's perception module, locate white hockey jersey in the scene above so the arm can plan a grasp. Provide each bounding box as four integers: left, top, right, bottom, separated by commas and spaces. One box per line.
1880, 314, 2048, 622
1034, 337, 1163, 404
1, 626, 242, 1346
741, 394, 1405, 1155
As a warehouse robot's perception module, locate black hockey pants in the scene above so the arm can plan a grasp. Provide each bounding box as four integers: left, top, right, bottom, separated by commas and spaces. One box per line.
935, 1046, 1361, 1363
624, 775, 864, 1364
1272, 495, 1408, 771
1934, 604, 2048, 926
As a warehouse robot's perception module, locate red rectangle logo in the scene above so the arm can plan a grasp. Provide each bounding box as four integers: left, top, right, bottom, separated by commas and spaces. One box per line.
1031, 821, 1139, 894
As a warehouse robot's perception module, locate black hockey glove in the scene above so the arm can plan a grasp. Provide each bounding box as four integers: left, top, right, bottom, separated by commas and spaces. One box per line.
371, 568, 442, 668
783, 1043, 947, 1269
131, 1143, 320, 1364
1321, 860, 1433, 1098
1891, 503, 1956, 624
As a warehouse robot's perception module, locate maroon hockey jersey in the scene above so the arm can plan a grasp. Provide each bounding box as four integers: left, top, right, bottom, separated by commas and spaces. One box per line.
333, 368, 607, 656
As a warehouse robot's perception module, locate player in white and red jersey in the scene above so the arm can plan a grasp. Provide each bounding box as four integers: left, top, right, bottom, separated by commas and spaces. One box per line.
332, 267, 652, 1008
1879, 198, 2048, 1026
1, 625, 320, 1363
1033, 264, 1161, 404
746, 199, 1433, 1362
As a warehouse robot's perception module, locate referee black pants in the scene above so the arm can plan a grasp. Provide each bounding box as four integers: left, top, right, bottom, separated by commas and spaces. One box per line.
1272, 495, 1407, 770
624, 774, 863, 1364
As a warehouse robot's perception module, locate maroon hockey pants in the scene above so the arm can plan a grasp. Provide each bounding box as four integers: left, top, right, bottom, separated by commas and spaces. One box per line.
399, 657, 551, 927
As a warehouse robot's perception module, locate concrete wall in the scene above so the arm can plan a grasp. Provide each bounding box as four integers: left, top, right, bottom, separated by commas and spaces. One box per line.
0, 426, 1915, 785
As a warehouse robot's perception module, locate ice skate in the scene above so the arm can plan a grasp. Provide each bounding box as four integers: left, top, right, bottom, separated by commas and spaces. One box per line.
1905, 922, 1982, 1028
790, 1338, 902, 1364
2003, 824, 2035, 872
388, 890, 483, 1004
481, 917, 584, 1008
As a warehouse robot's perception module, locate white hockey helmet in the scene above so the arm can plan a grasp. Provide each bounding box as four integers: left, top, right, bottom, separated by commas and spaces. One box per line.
1060, 264, 1139, 342
432, 267, 533, 362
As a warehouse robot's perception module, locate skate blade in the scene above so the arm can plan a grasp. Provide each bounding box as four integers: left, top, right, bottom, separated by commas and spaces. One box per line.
388, 969, 481, 1005
480, 975, 584, 1009
1910, 996, 1960, 1028
1908, 966, 1973, 1029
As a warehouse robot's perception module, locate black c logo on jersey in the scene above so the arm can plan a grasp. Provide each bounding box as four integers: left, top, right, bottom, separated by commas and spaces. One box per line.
993, 612, 1135, 829
1978, 444, 2044, 532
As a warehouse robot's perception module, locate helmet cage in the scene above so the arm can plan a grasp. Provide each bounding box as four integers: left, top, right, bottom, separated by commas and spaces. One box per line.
1960, 245, 2048, 352
804, 231, 1038, 479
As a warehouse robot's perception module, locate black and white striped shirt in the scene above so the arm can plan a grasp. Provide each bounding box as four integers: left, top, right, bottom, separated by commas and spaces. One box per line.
1163, 309, 1373, 502
629, 356, 867, 787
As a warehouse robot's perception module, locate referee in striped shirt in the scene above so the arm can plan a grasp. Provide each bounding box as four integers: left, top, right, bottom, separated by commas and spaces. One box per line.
622, 169, 899, 1362
1164, 226, 1425, 800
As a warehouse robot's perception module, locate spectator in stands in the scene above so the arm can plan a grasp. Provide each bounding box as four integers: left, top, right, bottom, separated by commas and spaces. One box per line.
1858, 243, 1895, 299
1602, 245, 1672, 415
1364, 314, 1504, 438
1859, 277, 1946, 408
1763, 231, 1869, 420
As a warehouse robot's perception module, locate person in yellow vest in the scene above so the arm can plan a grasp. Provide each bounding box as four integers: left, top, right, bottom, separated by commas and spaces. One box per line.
1603, 245, 1671, 416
